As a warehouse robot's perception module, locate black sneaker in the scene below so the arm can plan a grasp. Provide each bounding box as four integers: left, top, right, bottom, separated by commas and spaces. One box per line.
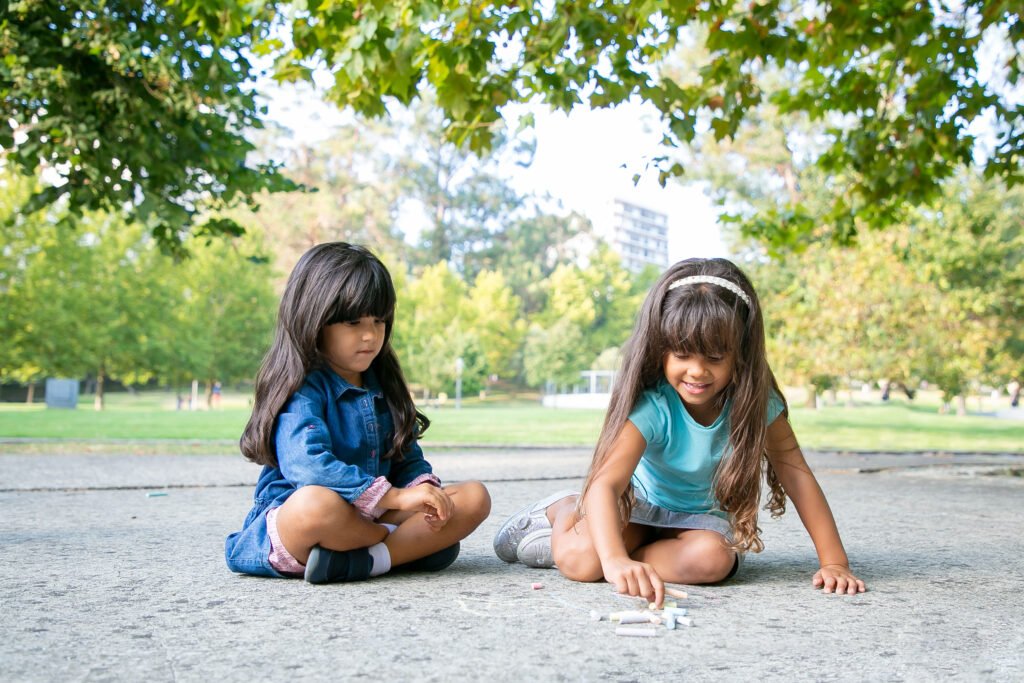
399, 542, 461, 573
304, 546, 373, 584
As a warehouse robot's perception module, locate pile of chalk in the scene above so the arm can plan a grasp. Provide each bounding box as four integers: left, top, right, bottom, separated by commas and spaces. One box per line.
590, 587, 692, 637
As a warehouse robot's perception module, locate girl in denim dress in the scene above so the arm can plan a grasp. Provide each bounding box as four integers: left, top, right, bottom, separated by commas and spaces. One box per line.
494, 258, 866, 604
226, 243, 490, 583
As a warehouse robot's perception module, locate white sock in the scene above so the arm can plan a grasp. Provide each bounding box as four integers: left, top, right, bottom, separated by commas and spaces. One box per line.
367, 542, 392, 577
381, 523, 398, 534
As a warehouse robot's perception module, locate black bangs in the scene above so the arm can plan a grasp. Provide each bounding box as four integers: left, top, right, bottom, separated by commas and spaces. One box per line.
661, 288, 744, 357
324, 258, 396, 325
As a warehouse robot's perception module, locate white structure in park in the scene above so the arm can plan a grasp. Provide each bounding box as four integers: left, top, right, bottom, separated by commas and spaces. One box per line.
542, 370, 616, 409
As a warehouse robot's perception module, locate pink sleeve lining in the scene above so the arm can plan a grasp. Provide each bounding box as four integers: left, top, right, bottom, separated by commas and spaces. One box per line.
405, 473, 441, 489
353, 476, 392, 520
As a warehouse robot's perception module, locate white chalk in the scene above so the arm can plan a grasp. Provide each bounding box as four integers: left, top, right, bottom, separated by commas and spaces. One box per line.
666, 616, 676, 630
615, 626, 658, 637
617, 613, 651, 625
664, 607, 688, 617
609, 610, 644, 622
675, 616, 693, 627
664, 587, 688, 600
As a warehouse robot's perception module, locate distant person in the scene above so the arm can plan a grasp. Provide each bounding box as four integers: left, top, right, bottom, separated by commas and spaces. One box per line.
210, 381, 222, 409
494, 258, 866, 603
1009, 379, 1021, 408
226, 243, 490, 583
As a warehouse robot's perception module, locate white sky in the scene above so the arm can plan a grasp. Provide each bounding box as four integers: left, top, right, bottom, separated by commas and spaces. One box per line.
263, 85, 728, 262
502, 102, 728, 260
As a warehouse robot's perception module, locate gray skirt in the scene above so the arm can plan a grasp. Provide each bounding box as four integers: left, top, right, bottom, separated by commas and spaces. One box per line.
628, 495, 734, 541
628, 495, 744, 576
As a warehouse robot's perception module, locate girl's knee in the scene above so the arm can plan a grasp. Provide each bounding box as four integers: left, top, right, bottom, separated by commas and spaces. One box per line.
451, 480, 491, 522
281, 485, 355, 533
684, 536, 736, 583
552, 537, 603, 582
554, 553, 604, 583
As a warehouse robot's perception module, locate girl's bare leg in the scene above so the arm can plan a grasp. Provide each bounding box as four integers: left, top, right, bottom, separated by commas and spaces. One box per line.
378, 481, 491, 566
631, 529, 737, 584
274, 485, 389, 564
547, 495, 652, 582
547, 496, 735, 585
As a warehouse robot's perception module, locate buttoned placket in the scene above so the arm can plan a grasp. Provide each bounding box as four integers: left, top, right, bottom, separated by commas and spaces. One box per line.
361, 394, 379, 469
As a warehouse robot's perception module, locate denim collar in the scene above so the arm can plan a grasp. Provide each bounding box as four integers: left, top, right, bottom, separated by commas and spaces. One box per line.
322, 366, 384, 401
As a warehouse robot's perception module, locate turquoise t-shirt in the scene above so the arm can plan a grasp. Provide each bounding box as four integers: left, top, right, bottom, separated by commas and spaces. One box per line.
628, 381, 786, 517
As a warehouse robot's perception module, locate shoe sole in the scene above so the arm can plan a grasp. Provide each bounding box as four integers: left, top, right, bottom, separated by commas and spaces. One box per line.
493, 490, 577, 563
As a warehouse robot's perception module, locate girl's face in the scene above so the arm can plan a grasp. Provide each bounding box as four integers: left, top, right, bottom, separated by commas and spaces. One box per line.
320, 316, 387, 386
663, 350, 735, 425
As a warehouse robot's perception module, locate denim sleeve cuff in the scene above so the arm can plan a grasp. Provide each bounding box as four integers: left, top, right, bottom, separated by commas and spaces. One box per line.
354, 476, 392, 520
405, 473, 441, 489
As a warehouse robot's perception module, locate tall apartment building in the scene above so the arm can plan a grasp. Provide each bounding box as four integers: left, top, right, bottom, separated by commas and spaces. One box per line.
606, 198, 670, 273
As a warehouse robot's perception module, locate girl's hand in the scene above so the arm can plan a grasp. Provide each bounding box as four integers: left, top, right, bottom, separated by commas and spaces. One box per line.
602, 556, 665, 606
392, 484, 453, 531
813, 564, 866, 594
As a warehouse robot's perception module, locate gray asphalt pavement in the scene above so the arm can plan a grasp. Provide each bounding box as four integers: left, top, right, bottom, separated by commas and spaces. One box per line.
2, 447, 1023, 682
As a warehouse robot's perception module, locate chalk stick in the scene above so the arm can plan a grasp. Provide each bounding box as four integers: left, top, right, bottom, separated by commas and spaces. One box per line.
664, 607, 688, 617
618, 614, 650, 624
610, 610, 651, 622
664, 587, 688, 599
675, 616, 693, 627
145, 492, 168, 498
531, 583, 543, 590
615, 626, 658, 637
666, 616, 676, 630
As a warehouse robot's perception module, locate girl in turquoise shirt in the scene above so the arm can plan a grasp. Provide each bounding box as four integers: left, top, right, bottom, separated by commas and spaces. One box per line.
494, 258, 865, 604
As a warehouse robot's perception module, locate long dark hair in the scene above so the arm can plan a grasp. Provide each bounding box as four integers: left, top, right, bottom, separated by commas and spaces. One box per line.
577, 258, 787, 552
240, 242, 428, 467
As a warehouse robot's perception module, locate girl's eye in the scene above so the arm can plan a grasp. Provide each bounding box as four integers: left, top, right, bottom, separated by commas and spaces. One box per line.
707, 356, 724, 363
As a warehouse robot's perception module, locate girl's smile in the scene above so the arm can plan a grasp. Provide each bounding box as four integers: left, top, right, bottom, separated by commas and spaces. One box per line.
664, 351, 735, 424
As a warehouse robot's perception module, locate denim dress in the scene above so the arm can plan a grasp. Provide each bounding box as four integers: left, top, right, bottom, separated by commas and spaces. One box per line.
225, 368, 436, 577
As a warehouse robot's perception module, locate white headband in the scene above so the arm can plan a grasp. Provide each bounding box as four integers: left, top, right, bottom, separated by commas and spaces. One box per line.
667, 276, 751, 307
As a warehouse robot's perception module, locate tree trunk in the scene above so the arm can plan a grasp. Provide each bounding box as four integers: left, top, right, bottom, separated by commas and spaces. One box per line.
26, 384, 35, 404
804, 384, 817, 409
956, 394, 967, 416
94, 365, 105, 411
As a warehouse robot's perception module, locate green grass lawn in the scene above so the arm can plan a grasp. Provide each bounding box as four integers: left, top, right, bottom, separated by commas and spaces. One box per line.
0, 390, 1021, 453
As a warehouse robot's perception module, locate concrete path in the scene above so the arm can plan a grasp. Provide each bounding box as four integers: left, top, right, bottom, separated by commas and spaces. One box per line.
2, 448, 1023, 681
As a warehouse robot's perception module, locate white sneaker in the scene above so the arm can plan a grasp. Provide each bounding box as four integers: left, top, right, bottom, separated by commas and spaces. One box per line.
492, 490, 576, 563
517, 528, 555, 568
